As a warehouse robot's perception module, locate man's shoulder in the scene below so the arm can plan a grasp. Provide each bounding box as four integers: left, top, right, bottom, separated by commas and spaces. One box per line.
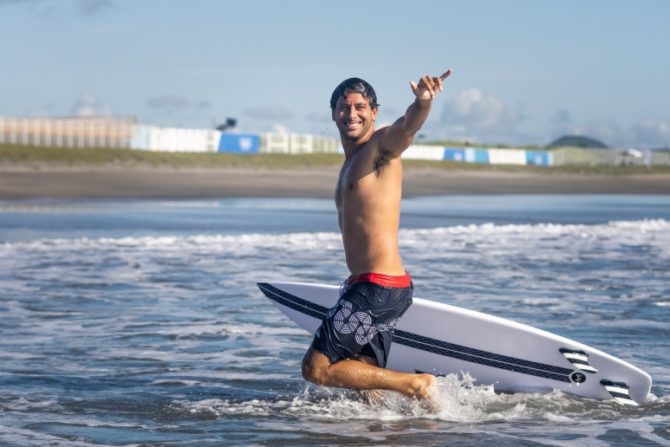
362, 126, 394, 154
373, 127, 404, 162
345, 127, 399, 166
357, 128, 400, 173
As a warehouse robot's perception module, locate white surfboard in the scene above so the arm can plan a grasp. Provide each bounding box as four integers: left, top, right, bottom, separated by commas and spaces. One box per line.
257, 281, 652, 405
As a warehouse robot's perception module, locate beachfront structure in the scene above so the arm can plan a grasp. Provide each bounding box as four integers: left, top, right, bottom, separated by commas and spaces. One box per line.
263, 132, 340, 154
547, 135, 609, 149
0, 116, 339, 156
0, 116, 137, 149
1, 116, 667, 167
130, 125, 223, 153
402, 145, 553, 166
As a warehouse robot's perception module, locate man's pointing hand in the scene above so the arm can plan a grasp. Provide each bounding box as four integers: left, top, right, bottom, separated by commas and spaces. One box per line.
410, 69, 452, 101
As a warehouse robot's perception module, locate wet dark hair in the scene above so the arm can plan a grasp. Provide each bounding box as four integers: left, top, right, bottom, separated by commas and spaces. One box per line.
329, 77, 379, 110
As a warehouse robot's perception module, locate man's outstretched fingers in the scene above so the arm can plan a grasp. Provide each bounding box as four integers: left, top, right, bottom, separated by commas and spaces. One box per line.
439, 69, 453, 81
433, 76, 444, 91
422, 76, 436, 98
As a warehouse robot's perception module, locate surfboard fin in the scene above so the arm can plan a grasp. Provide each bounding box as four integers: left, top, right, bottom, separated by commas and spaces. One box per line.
600, 380, 638, 406
559, 348, 598, 374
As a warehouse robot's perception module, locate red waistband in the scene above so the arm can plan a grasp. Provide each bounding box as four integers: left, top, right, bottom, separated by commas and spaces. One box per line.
346, 272, 412, 288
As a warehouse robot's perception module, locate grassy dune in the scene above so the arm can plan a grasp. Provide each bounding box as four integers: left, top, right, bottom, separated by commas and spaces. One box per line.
1, 143, 668, 175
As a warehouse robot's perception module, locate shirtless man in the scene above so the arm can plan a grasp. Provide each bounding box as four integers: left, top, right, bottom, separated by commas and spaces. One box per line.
301, 69, 452, 400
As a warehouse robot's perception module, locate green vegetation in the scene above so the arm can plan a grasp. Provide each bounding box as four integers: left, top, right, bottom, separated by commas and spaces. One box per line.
1, 143, 668, 175
0, 143, 344, 169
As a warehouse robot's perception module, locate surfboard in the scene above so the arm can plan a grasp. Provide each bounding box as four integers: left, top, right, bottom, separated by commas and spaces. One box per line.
257, 281, 652, 405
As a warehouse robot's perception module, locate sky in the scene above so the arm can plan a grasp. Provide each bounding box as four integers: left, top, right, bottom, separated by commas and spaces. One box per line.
1, 0, 669, 148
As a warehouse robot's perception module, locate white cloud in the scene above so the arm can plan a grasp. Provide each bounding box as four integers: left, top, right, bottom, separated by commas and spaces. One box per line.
244, 105, 293, 121
142, 96, 214, 128
432, 91, 670, 148
146, 95, 210, 110
272, 123, 289, 134
551, 111, 670, 148
629, 120, 670, 148
449, 89, 509, 128
239, 106, 295, 134
70, 94, 113, 117
435, 88, 530, 145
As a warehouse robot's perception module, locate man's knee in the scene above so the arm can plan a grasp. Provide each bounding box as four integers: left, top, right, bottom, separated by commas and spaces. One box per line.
302, 347, 331, 385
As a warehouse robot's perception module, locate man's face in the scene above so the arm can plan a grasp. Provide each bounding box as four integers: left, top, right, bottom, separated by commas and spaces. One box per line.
332, 90, 378, 142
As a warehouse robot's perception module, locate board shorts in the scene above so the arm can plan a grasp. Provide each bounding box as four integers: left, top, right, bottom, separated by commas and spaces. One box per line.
311, 272, 413, 368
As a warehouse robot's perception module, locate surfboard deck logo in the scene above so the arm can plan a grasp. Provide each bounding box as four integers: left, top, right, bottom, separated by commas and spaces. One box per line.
258, 282, 652, 405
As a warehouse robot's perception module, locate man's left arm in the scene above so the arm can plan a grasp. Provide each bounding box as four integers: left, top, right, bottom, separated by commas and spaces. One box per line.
380, 69, 452, 157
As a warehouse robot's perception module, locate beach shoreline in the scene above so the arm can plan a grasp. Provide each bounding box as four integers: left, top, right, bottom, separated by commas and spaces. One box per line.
1, 165, 669, 200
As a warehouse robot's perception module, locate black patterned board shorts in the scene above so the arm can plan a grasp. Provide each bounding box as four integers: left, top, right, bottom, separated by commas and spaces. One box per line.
311, 279, 413, 368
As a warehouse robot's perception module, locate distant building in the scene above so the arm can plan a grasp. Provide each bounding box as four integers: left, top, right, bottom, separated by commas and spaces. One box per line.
0, 116, 137, 148
547, 135, 608, 149
0, 115, 340, 154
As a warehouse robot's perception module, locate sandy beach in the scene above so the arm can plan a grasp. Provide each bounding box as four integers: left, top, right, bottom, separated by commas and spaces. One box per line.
1, 165, 669, 199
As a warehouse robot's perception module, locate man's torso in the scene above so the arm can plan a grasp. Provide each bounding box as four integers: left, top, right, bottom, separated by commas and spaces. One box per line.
335, 131, 405, 275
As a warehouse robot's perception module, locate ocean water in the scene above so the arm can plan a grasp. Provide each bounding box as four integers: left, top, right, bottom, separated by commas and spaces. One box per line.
0, 194, 669, 446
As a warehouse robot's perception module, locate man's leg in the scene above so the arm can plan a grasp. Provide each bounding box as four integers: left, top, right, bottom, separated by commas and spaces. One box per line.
356, 354, 389, 404
301, 347, 435, 400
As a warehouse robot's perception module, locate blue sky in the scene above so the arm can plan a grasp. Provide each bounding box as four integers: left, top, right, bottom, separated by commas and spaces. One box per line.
1, 0, 669, 148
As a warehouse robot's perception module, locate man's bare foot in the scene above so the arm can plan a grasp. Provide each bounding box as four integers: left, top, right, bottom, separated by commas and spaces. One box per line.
412, 373, 437, 400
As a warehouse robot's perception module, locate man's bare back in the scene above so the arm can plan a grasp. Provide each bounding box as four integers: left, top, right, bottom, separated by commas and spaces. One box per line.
302, 70, 451, 401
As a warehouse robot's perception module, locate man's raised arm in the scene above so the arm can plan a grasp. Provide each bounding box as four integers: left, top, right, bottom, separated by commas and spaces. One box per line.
380, 69, 452, 156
